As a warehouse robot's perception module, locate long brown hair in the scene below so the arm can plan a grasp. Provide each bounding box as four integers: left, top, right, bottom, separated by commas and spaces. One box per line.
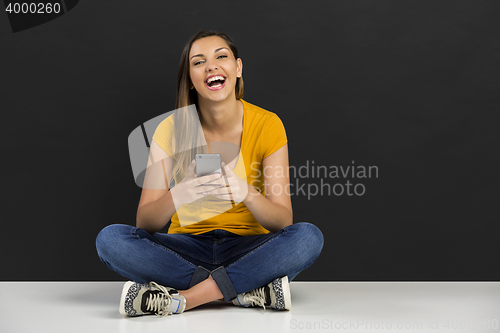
170, 31, 244, 184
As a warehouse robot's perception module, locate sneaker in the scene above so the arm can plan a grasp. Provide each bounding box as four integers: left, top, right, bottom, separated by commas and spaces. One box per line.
232, 276, 291, 310
119, 281, 186, 317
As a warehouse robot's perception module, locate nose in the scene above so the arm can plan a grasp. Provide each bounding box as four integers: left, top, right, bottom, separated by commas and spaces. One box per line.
206, 58, 218, 72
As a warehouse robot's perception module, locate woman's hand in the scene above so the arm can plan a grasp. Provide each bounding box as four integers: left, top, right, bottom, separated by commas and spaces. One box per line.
170, 159, 224, 210
208, 162, 249, 203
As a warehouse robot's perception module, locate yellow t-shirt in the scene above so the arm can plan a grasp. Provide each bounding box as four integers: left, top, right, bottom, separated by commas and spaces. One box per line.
152, 99, 288, 236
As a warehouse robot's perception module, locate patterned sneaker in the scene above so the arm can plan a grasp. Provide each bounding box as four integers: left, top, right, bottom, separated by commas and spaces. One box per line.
232, 276, 291, 310
119, 281, 186, 317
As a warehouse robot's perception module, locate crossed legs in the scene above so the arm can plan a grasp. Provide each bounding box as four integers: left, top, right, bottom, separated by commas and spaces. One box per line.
95, 223, 323, 311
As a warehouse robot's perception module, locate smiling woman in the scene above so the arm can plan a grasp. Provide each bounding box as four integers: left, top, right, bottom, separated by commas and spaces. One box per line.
189, 39, 241, 100
95, 30, 324, 318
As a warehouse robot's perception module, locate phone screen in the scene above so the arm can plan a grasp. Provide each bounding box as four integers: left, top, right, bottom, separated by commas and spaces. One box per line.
196, 154, 222, 177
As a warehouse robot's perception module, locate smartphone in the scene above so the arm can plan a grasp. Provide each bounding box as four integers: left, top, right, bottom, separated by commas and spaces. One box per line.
195, 154, 222, 177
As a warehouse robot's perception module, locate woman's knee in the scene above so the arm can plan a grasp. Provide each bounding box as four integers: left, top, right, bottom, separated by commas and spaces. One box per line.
95, 224, 134, 259
286, 222, 324, 259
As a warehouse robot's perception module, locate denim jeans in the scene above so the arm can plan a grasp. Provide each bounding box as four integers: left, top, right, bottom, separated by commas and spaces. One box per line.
95, 222, 323, 302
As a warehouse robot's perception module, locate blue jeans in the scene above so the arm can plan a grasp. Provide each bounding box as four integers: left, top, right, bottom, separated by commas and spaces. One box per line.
95, 222, 323, 302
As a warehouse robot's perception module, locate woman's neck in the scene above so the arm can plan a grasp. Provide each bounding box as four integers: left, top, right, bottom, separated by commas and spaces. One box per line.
198, 97, 243, 134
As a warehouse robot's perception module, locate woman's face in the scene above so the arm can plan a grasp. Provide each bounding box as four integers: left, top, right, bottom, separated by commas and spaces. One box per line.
189, 36, 242, 103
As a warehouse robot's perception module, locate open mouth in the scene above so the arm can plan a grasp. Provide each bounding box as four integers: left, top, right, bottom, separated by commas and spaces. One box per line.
205, 75, 226, 90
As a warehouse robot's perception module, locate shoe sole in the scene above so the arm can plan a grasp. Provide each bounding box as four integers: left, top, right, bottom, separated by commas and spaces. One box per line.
119, 281, 136, 316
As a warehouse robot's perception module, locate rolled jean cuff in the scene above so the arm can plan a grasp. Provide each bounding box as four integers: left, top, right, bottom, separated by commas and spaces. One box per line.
210, 266, 238, 302
188, 266, 211, 288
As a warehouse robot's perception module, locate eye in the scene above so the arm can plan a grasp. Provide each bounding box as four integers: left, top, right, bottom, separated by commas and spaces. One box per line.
193, 60, 204, 66
217, 55, 227, 59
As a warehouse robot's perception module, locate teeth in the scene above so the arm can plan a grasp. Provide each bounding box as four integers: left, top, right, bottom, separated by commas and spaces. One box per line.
207, 75, 225, 83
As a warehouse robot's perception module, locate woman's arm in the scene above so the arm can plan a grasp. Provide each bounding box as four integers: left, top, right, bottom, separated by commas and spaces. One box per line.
136, 141, 177, 233
243, 143, 293, 233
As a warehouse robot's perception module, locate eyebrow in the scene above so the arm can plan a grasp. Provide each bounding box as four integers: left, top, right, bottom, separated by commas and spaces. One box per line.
190, 47, 229, 60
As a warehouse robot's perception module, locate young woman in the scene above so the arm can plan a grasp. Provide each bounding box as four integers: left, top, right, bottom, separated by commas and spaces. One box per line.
96, 30, 323, 317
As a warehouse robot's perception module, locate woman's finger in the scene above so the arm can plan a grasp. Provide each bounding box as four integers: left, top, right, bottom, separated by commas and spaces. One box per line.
211, 193, 235, 201
195, 172, 222, 185
195, 184, 225, 193
202, 186, 231, 195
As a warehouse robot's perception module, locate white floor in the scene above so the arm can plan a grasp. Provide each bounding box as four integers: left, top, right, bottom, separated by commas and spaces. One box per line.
1, 282, 499, 333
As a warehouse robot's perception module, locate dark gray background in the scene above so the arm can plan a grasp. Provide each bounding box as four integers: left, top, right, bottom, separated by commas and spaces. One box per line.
1, 0, 499, 281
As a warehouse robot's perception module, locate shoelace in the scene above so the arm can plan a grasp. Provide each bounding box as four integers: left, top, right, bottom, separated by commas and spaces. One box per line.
146, 282, 173, 317
242, 286, 267, 310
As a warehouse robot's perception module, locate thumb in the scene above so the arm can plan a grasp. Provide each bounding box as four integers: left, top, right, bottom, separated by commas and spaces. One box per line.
221, 161, 232, 175
187, 159, 196, 175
